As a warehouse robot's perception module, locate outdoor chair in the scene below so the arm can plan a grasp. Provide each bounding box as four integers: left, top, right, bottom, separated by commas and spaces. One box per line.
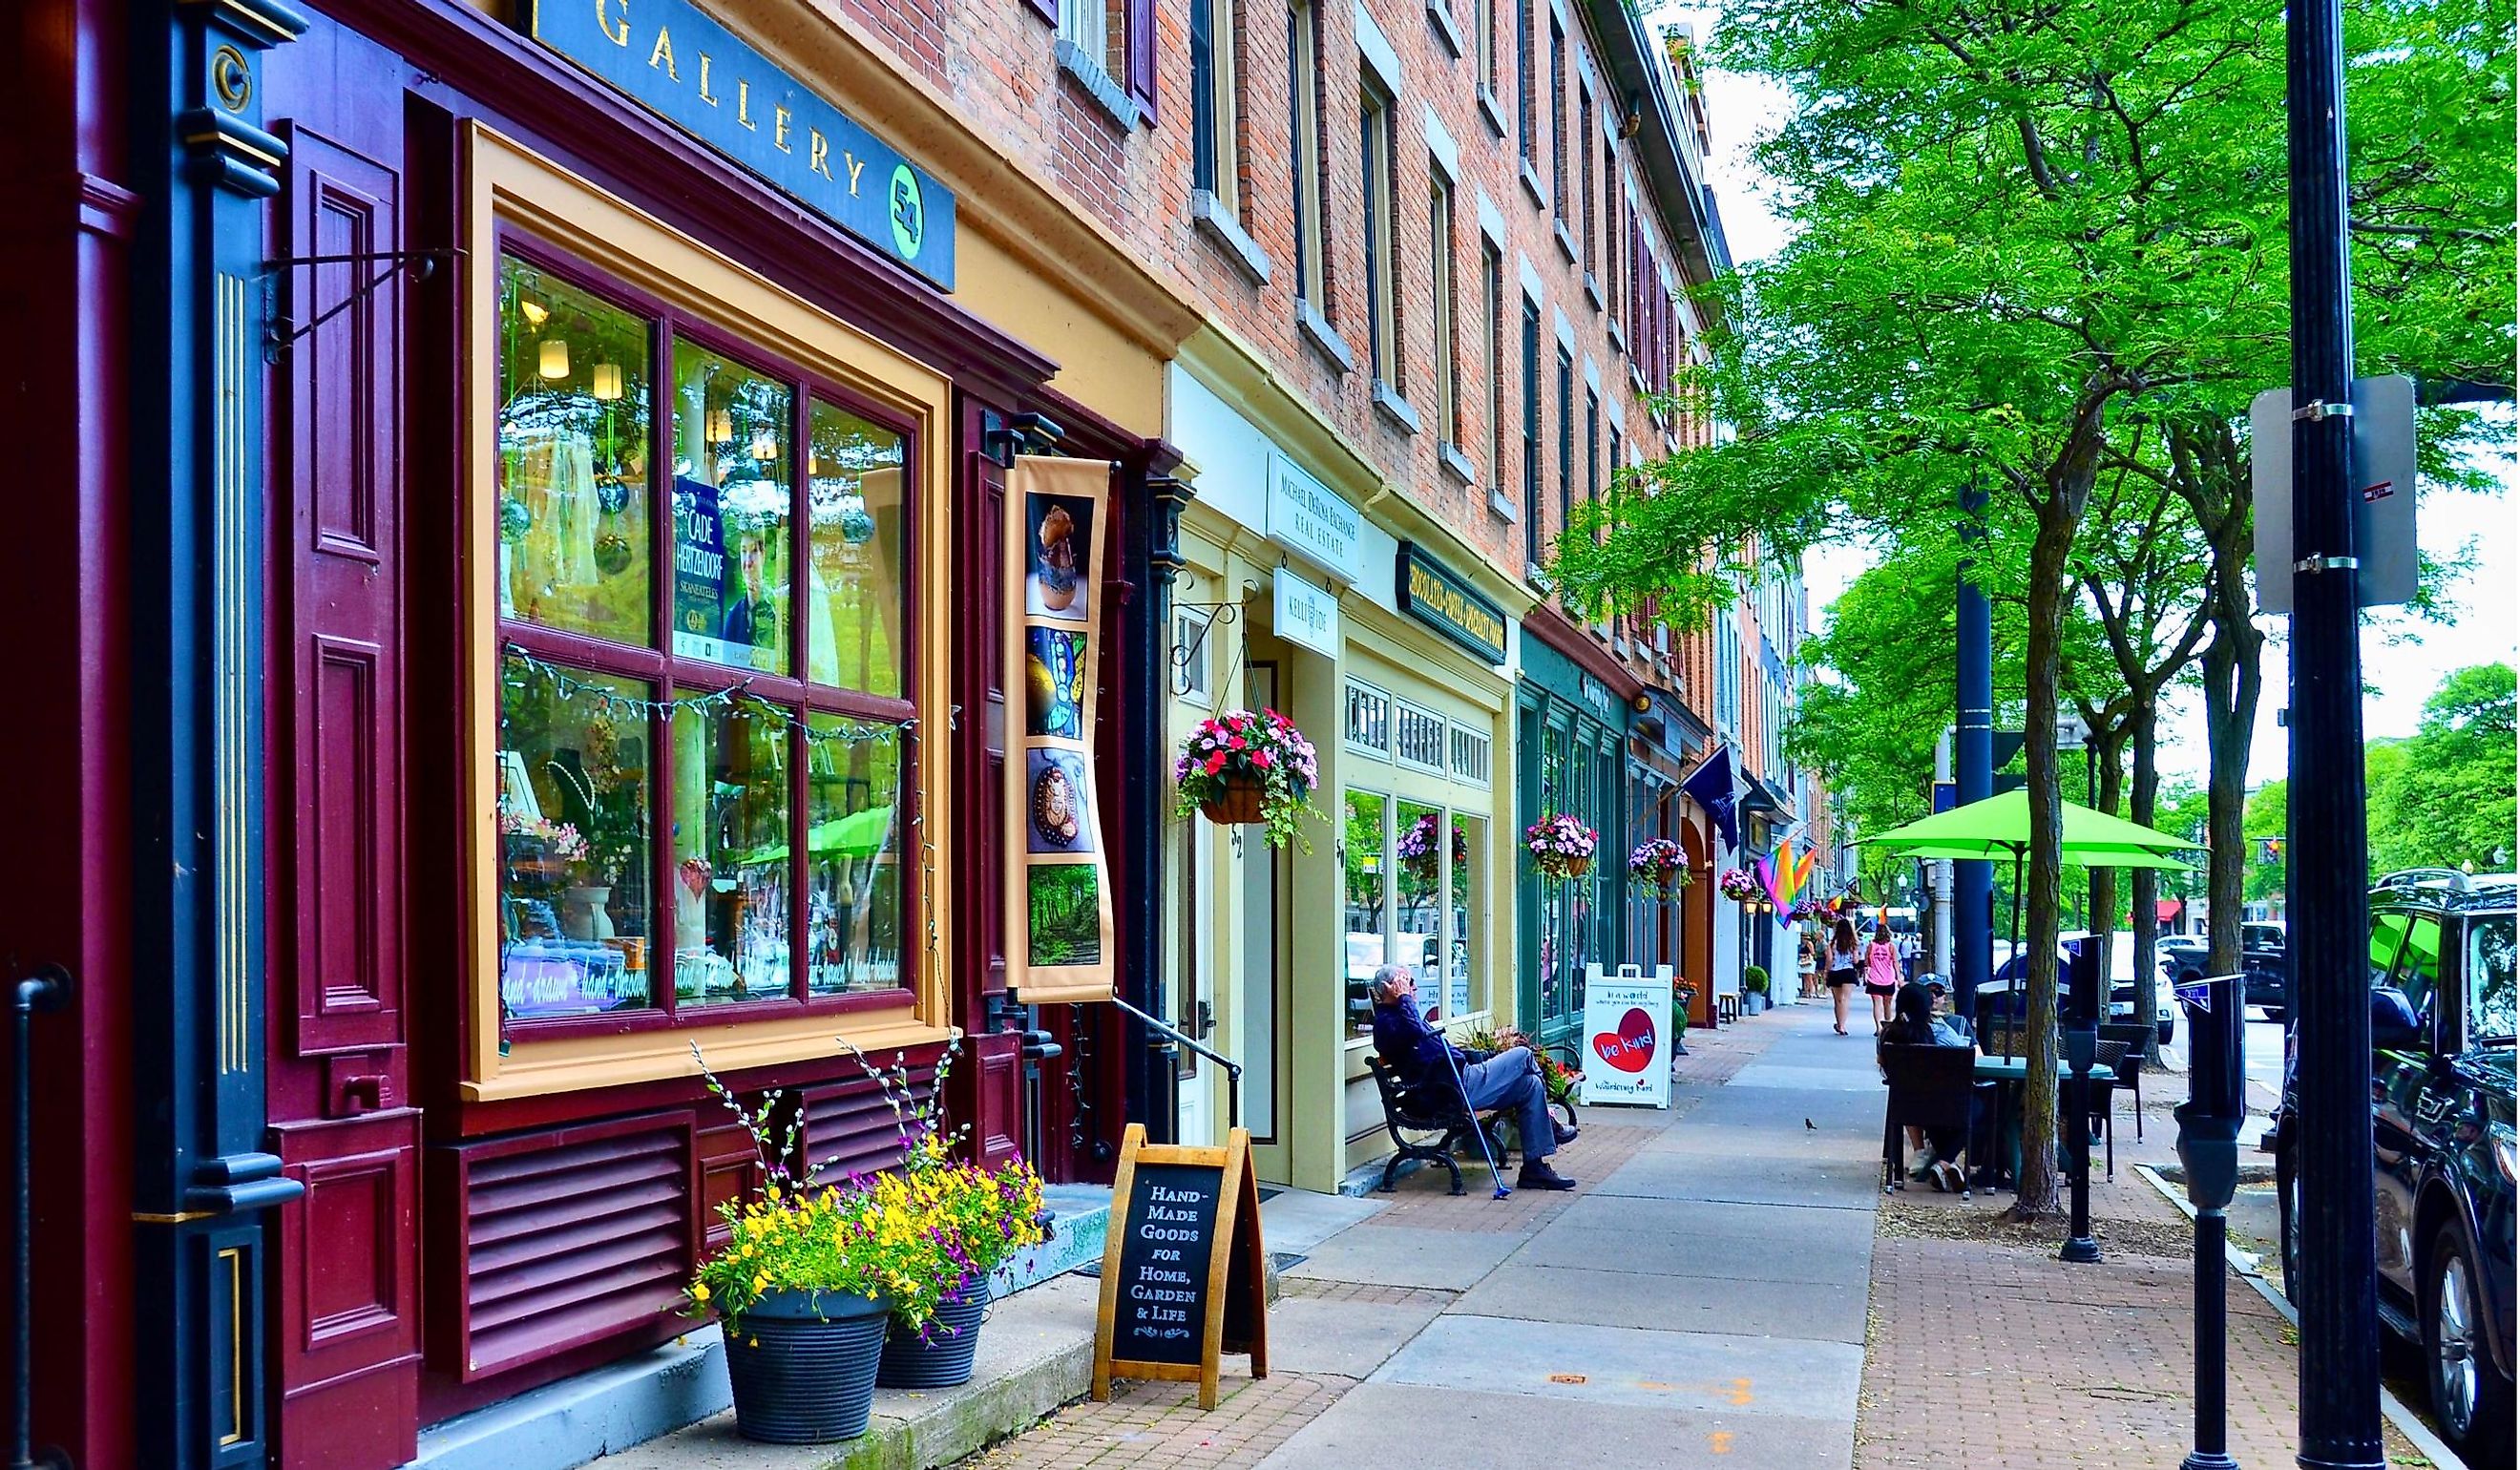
1364, 1055, 1507, 1196
2081, 1040, 2132, 1178
2098, 1022, 2153, 1139
1976, 1008, 2027, 1060
1879, 1044, 1986, 1198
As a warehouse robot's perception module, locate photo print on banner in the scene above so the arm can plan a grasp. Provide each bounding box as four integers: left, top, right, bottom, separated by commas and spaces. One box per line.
1005, 456, 1118, 1003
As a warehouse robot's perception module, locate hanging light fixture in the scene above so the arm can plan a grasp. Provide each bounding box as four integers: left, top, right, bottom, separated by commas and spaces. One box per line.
537, 338, 570, 380
706, 408, 735, 444
591, 362, 623, 401
518, 298, 549, 327
749, 429, 778, 461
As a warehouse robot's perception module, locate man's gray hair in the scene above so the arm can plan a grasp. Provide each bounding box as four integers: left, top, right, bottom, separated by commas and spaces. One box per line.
1370, 964, 1413, 1001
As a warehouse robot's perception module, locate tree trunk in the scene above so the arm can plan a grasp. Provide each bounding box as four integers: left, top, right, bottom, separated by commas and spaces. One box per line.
2088, 725, 2128, 1006
2130, 702, 2163, 1064
2013, 501, 2079, 1220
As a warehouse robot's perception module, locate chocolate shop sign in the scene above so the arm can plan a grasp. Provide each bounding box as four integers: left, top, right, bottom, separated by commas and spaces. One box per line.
527, 0, 957, 289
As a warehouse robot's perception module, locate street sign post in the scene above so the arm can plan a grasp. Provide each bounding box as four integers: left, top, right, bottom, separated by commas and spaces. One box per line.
2251, 374, 2418, 614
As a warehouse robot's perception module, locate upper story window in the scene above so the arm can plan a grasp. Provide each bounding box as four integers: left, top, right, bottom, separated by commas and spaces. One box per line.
1359, 79, 1399, 384
1058, 0, 1156, 122
1515, 0, 1536, 163
1190, 0, 1241, 201
1431, 170, 1460, 446
1474, 0, 1497, 98
1521, 297, 1543, 569
1289, 0, 1327, 305
494, 248, 914, 1027
1483, 242, 1506, 488
1576, 85, 1594, 269
1547, 18, 1566, 209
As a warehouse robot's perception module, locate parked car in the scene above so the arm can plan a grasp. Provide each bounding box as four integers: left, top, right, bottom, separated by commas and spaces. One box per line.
2267, 871, 2516, 1459
1981, 932, 2176, 1047
2242, 920, 2291, 1018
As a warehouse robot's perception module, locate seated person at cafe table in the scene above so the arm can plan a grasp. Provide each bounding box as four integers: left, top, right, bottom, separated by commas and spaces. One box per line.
1879, 979, 1982, 1193
1369, 964, 1579, 1190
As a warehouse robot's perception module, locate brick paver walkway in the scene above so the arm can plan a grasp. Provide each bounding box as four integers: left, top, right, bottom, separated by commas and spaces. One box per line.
961, 1373, 1357, 1470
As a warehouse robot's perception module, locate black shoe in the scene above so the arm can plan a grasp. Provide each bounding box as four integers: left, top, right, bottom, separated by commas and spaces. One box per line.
1552, 1120, 1580, 1145
1516, 1161, 1578, 1190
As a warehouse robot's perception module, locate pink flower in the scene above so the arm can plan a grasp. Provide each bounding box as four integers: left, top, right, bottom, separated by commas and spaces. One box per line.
1205, 752, 1227, 776
1251, 749, 1273, 768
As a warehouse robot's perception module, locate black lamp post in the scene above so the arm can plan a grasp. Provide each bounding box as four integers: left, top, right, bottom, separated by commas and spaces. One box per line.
2175, 966, 2245, 1470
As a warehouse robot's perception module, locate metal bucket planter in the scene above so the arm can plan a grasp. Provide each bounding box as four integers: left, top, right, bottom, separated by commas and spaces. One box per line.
722, 1290, 890, 1444
876, 1289, 989, 1389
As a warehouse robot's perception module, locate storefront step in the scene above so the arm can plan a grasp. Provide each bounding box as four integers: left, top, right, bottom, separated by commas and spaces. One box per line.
407, 1186, 1119, 1470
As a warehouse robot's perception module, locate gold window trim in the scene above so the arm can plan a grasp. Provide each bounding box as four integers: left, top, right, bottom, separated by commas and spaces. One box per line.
460, 122, 955, 1101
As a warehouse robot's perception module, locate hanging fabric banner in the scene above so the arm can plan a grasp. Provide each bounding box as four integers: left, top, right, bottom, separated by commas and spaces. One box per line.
1005, 456, 1119, 1003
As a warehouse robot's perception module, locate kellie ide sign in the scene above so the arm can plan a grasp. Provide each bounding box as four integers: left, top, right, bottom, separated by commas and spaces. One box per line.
1395, 542, 1507, 665
526, 0, 957, 289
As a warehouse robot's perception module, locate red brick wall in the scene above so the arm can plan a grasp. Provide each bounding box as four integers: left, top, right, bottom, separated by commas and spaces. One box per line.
829, 0, 1714, 678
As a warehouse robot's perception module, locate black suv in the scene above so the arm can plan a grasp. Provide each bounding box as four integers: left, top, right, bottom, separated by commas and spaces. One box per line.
2242, 921, 2292, 1018
2270, 871, 2517, 1459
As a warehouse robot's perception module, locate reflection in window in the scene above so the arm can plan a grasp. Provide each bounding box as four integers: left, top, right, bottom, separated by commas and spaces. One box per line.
1452, 815, 1482, 1018
1396, 802, 1443, 1018
1344, 789, 1388, 1035
2393, 914, 2443, 1029
806, 403, 908, 696
496, 657, 653, 1019
497, 260, 652, 643
807, 715, 906, 994
672, 697, 791, 1006
2468, 917, 2515, 1040
672, 342, 792, 673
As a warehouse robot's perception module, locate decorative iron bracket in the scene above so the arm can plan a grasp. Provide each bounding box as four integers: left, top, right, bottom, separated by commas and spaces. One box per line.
1170, 598, 1243, 697
261, 247, 458, 359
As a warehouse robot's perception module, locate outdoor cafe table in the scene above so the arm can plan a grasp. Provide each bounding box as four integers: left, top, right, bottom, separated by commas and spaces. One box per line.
1970, 1054, 2114, 1188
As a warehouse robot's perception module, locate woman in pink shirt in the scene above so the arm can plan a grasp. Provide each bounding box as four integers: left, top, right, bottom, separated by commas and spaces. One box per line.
1862, 923, 1903, 1032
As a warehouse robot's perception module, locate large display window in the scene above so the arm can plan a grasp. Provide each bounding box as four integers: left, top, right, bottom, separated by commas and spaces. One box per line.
464, 126, 953, 1097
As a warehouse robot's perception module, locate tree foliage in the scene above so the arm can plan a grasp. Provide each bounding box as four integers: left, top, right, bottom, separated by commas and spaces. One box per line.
2367, 663, 2520, 874
1551, 0, 2512, 1214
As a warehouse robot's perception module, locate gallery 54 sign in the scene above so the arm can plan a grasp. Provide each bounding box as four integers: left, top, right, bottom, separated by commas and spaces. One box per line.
1396, 542, 1506, 664
527, 0, 957, 289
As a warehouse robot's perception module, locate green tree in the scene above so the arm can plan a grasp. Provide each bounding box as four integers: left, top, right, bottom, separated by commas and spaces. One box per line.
2242, 781, 2290, 904
1554, 0, 2512, 1214
2367, 664, 2519, 873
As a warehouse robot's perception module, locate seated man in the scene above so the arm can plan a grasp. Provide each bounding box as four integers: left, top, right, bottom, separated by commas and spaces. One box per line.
1368, 963, 1577, 1190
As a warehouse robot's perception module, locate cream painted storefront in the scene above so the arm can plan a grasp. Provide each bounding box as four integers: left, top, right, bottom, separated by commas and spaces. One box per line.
1161, 336, 1533, 1194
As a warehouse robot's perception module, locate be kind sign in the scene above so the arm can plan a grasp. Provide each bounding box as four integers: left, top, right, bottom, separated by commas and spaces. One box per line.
1580, 964, 1671, 1108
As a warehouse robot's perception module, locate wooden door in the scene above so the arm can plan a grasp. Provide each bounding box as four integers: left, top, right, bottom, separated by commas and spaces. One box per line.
261, 27, 422, 1468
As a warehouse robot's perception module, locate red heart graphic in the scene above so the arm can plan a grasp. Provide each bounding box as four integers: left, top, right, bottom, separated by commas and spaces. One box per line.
1591, 1006, 1658, 1073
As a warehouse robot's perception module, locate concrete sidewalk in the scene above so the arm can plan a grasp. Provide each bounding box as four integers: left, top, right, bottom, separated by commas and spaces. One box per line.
961, 1002, 1872, 1470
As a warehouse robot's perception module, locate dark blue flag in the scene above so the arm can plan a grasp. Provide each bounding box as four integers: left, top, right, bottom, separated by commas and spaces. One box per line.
1681, 745, 1742, 854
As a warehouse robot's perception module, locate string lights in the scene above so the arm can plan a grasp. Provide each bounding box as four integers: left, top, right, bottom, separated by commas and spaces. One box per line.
502, 645, 915, 746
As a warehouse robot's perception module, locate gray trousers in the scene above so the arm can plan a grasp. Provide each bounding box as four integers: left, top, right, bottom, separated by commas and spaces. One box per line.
1454, 1045, 1556, 1161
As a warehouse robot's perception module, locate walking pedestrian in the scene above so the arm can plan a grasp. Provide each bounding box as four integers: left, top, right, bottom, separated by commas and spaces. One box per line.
1796, 933, 1819, 998
1825, 917, 1863, 1035
1863, 922, 1903, 1031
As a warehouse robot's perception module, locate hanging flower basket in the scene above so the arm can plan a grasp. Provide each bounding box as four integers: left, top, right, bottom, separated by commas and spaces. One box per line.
1525, 813, 1599, 881
1173, 709, 1326, 850
1716, 867, 1765, 903
1199, 772, 1268, 826
1628, 838, 1690, 892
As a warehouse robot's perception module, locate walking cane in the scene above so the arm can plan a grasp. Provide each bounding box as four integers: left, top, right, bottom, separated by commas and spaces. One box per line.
1437, 1040, 1512, 1200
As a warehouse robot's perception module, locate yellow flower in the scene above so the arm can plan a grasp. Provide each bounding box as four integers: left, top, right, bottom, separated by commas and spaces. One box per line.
691, 1283, 711, 1303
752, 1273, 768, 1293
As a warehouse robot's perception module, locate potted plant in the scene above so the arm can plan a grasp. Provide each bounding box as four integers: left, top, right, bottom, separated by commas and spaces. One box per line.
1172, 708, 1324, 849
1466, 1026, 1585, 1130
1628, 838, 1690, 892
1742, 966, 1770, 1014
1396, 811, 1466, 882
685, 1046, 962, 1445
1524, 814, 1599, 880
1716, 867, 1764, 903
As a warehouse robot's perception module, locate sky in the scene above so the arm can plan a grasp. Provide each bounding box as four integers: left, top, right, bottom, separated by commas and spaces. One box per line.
1646, 0, 2520, 788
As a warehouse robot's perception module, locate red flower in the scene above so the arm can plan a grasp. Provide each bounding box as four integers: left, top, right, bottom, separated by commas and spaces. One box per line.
1228, 736, 1246, 750
1205, 752, 1228, 776
1251, 749, 1273, 768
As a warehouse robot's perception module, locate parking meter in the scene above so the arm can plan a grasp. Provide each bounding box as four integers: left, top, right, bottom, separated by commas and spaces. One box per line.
2063, 936, 2100, 1071
2173, 964, 2243, 1470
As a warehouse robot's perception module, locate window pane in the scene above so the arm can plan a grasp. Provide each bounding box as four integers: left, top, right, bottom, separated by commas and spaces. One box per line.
672, 341, 792, 674
1396, 801, 1443, 1018
2468, 916, 2515, 1040
498, 258, 653, 644
497, 656, 654, 1019
1452, 815, 1483, 1016
806, 714, 908, 994
670, 696, 792, 1006
1344, 789, 1388, 1035
806, 402, 909, 697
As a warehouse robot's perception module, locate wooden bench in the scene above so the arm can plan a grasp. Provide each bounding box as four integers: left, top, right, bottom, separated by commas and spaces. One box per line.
1364, 1055, 1506, 1196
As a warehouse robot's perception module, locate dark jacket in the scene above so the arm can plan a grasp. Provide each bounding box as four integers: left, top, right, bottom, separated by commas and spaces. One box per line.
1372, 994, 1474, 1100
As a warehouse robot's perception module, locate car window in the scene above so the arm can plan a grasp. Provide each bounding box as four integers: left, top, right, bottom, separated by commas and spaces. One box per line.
2369, 910, 2410, 986
2468, 915, 2516, 1043
2389, 914, 2443, 1028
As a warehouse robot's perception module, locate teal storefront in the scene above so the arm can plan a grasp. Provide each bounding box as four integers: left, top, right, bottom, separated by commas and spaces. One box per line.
1514, 626, 1633, 1053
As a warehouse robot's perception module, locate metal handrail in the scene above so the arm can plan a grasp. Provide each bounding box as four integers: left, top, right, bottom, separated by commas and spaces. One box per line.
1108, 995, 1245, 1133
11, 965, 70, 1470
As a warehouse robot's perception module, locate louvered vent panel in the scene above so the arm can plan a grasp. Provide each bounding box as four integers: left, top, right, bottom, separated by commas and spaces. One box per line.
801, 1066, 935, 1186
457, 1119, 689, 1380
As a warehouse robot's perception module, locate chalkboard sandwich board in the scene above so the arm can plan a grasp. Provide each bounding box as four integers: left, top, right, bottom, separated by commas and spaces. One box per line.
1091, 1124, 1269, 1410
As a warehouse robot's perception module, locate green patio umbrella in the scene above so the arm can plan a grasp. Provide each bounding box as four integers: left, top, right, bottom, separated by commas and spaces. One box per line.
1858, 789, 2200, 983
734, 805, 896, 868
